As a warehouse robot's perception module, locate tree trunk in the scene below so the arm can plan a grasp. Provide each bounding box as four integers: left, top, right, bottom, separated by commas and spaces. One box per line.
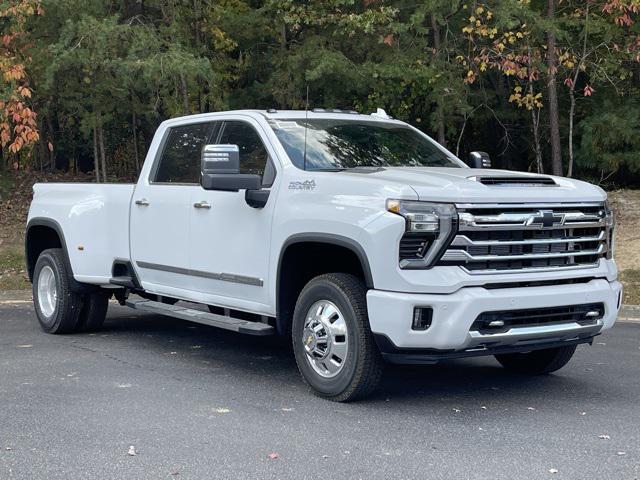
568, 2, 589, 179
179, 73, 189, 114
93, 125, 100, 183
98, 120, 107, 182
132, 95, 140, 174
431, 14, 446, 146
567, 88, 576, 177
531, 107, 544, 173
546, 0, 563, 176
47, 115, 56, 171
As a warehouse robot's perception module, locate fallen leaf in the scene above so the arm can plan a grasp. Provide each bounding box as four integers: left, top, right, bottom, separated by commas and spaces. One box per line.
5, 447, 11, 451
16, 345, 32, 348
213, 407, 231, 414
267, 452, 279, 460
191, 345, 201, 349
170, 469, 180, 476
322, 455, 329, 459
281, 407, 294, 412
598, 434, 611, 440
579, 412, 587, 416
549, 468, 559, 474
527, 407, 536, 411
452, 408, 461, 413
127, 446, 137, 456
616, 451, 627, 456
480, 406, 487, 410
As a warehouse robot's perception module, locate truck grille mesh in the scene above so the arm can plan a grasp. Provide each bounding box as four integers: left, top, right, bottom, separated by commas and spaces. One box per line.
438, 204, 609, 273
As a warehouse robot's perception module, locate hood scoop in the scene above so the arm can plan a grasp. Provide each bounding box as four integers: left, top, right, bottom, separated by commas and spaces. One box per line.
470, 175, 557, 187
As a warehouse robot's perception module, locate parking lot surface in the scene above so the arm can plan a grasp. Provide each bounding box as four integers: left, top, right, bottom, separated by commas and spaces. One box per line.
1, 301, 639, 479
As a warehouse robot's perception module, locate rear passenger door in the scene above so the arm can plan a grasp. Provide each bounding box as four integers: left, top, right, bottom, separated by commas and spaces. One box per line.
131, 121, 216, 295
188, 118, 278, 313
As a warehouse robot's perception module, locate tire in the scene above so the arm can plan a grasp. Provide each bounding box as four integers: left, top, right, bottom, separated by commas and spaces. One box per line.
32, 248, 83, 334
292, 273, 383, 402
495, 345, 578, 374
77, 292, 110, 332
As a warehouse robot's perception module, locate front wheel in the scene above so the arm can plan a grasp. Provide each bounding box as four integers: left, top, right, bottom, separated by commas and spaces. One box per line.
495, 345, 577, 374
292, 273, 383, 402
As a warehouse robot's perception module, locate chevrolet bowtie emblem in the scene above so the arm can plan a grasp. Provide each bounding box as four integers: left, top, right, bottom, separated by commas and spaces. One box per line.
526, 210, 565, 228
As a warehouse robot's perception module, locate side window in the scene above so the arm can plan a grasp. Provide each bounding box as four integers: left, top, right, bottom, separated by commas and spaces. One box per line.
218, 121, 269, 177
154, 122, 215, 183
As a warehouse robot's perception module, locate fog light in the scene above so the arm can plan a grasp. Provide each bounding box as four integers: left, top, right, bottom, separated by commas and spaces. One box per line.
412, 307, 433, 331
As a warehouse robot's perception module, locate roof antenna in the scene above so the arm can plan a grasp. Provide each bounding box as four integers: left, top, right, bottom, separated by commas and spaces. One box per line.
303, 85, 309, 171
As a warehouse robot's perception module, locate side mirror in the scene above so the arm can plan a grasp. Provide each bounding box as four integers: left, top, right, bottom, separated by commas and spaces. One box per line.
200, 144, 262, 192
468, 151, 492, 169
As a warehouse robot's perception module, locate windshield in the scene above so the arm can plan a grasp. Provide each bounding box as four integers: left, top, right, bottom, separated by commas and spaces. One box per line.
269, 119, 464, 170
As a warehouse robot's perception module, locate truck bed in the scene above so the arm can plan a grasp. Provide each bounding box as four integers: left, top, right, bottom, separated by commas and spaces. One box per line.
28, 183, 135, 286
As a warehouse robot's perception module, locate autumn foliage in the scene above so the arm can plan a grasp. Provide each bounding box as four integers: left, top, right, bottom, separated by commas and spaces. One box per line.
0, 0, 42, 163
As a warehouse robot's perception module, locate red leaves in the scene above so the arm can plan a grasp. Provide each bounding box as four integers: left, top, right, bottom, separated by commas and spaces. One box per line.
0, 1, 42, 159
564, 77, 574, 88
583, 84, 595, 96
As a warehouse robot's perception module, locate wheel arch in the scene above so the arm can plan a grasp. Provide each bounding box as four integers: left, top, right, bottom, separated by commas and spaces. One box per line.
25, 218, 68, 283
275, 233, 374, 336
25, 217, 97, 293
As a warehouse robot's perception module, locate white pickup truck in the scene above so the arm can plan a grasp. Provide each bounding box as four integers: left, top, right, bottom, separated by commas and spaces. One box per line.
26, 109, 622, 401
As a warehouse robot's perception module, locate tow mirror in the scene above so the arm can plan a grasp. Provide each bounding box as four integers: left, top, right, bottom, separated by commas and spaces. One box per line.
200, 144, 262, 192
468, 151, 492, 169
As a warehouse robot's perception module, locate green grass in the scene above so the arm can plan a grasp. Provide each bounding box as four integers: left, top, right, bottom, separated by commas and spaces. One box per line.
0, 248, 29, 291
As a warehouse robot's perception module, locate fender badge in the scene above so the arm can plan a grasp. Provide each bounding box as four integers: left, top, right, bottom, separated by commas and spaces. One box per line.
288, 180, 316, 191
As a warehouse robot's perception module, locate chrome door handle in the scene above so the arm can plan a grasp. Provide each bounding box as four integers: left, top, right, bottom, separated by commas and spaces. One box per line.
193, 201, 211, 209
135, 198, 150, 206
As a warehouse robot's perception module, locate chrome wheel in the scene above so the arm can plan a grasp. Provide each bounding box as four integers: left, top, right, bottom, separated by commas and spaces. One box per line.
37, 265, 57, 318
301, 300, 349, 378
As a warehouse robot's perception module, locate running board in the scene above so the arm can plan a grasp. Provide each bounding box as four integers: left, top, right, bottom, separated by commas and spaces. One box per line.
125, 299, 274, 336
110, 276, 137, 289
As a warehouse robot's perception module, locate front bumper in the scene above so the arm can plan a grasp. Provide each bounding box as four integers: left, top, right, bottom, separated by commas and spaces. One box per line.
367, 279, 622, 364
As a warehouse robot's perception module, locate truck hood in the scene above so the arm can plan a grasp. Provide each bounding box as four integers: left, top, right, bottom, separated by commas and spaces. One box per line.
342, 167, 606, 203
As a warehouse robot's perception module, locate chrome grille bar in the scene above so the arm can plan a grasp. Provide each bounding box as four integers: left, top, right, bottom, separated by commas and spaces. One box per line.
458, 211, 606, 231
441, 244, 605, 262
450, 231, 605, 247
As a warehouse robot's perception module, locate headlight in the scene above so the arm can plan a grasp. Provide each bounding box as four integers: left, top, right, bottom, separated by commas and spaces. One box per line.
386, 200, 458, 269
604, 200, 615, 260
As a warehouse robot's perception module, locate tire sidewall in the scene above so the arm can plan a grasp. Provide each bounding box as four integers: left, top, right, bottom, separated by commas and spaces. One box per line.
33, 252, 63, 332
292, 280, 362, 397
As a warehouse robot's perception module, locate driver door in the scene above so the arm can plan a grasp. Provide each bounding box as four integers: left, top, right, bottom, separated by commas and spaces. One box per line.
188, 118, 278, 311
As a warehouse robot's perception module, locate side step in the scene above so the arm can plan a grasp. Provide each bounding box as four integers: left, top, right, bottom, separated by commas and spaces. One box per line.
110, 276, 137, 289
125, 299, 275, 336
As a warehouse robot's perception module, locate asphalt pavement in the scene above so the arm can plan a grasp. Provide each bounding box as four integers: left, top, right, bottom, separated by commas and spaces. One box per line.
1, 299, 639, 480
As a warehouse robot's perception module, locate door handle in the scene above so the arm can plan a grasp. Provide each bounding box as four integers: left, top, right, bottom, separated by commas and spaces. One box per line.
193, 201, 211, 209
135, 198, 150, 207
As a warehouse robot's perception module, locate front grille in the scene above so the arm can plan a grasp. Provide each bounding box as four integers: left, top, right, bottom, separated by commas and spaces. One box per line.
439, 203, 609, 273
471, 303, 604, 334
